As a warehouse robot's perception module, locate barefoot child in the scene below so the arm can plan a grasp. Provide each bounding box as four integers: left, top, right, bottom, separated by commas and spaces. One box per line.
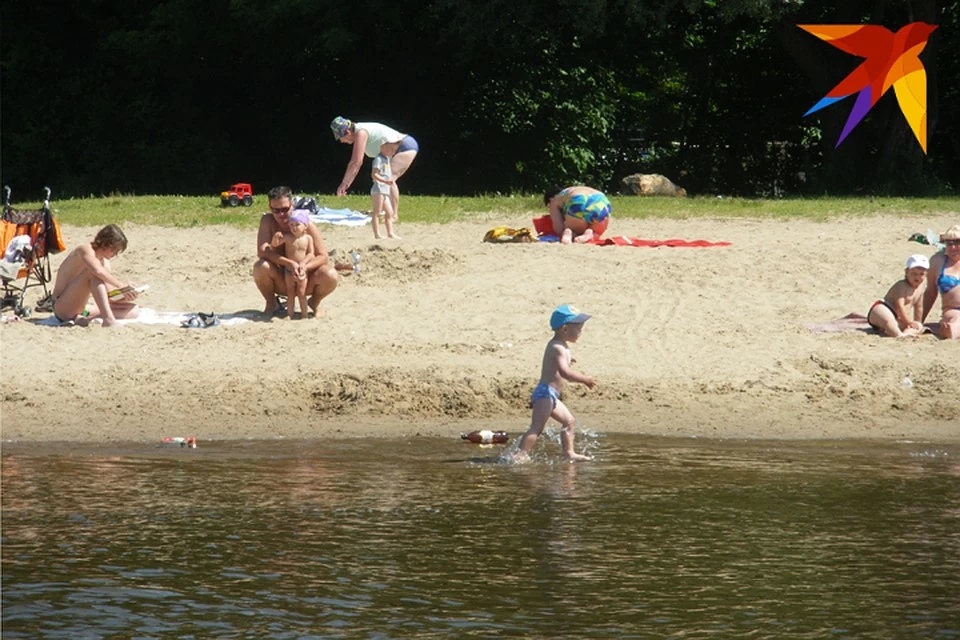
370, 152, 400, 239
867, 254, 929, 337
51, 224, 141, 327
515, 304, 596, 461
269, 211, 315, 319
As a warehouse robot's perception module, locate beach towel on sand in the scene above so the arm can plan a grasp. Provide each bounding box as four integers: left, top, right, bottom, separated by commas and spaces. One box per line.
531, 215, 731, 247
804, 313, 876, 334
35, 308, 251, 327
804, 313, 938, 335
307, 207, 369, 227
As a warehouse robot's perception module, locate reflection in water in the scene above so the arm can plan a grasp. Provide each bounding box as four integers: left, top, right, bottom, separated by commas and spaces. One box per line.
2, 437, 958, 638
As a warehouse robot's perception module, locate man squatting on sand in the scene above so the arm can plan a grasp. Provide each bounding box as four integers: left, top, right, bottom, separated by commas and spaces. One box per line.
253, 186, 338, 317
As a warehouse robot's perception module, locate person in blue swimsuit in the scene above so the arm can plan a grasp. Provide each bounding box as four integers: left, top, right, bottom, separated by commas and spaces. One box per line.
514, 304, 596, 462
866, 254, 929, 337
922, 225, 960, 340
543, 185, 612, 244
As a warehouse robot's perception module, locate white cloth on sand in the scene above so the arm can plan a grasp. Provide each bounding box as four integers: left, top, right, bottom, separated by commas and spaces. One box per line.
36, 308, 250, 327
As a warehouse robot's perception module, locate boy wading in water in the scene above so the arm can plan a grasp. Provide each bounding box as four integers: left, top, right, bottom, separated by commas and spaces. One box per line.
514, 304, 596, 462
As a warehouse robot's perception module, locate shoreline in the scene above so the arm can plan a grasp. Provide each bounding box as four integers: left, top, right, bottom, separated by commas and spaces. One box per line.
2, 215, 957, 446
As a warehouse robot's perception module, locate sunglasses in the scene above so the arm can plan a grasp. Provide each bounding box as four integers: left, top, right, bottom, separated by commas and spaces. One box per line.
945, 239, 960, 247
270, 205, 291, 215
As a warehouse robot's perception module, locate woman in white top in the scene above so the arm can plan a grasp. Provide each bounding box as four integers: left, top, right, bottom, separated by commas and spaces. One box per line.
331, 116, 419, 219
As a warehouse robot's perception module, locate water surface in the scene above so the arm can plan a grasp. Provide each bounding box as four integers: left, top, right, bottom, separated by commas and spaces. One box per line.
3, 434, 958, 638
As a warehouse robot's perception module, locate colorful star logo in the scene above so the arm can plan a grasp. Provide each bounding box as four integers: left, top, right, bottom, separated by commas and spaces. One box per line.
799, 22, 938, 153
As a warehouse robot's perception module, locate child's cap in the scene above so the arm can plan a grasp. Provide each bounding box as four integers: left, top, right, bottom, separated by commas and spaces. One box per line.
330, 116, 352, 140
289, 210, 310, 226
906, 254, 930, 270
550, 304, 591, 330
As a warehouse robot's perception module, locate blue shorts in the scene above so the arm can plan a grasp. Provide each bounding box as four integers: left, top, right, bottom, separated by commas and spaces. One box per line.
531, 383, 559, 407
398, 135, 419, 154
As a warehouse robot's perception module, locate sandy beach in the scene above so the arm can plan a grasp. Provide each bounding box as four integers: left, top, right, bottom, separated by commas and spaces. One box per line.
1, 212, 957, 444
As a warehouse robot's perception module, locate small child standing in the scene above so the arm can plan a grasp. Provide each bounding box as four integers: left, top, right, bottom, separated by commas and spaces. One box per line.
270, 211, 315, 319
867, 254, 929, 337
514, 304, 596, 462
370, 153, 400, 239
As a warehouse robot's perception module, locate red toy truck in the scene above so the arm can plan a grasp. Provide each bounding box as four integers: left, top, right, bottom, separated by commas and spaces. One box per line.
220, 183, 254, 207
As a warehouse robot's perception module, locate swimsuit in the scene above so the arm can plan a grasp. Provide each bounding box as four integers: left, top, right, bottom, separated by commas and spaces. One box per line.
937, 258, 960, 294
397, 135, 419, 154
51, 293, 68, 324
561, 190, 611, 235
531, 383, 560, 407
867, 299, 895, 332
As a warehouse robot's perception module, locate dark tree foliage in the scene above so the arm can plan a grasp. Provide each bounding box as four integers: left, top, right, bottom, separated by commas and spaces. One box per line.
1, 0, 955, 197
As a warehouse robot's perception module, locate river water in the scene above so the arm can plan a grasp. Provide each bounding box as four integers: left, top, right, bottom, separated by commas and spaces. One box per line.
2, 433, 958, 639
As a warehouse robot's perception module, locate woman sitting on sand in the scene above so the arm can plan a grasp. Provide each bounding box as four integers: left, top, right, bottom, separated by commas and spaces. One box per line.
921, 224, 960, 340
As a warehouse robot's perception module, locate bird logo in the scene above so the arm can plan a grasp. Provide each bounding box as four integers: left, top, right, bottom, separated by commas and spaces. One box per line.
799, 22, 938, 153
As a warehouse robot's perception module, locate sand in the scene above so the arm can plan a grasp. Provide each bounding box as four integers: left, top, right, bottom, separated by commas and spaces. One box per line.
1, 212, 957, 445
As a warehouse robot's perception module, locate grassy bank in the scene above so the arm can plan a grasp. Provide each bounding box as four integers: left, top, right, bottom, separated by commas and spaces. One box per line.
15, 192, 960, 228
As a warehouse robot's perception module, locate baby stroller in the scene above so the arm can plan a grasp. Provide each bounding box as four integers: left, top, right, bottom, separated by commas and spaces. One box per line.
1, 186, 66, 317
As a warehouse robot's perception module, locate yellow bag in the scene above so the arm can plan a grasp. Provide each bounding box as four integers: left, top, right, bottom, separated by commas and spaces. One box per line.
483, 226, 534, 243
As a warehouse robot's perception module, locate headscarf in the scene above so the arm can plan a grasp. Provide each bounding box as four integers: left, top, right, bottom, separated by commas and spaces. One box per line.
290, 211, 310, 225
330, 116, 353, 141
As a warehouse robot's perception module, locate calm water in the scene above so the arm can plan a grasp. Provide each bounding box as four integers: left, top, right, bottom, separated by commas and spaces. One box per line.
2, 433, 958, 639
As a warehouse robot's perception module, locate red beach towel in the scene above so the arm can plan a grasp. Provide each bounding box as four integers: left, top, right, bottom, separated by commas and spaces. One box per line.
531, 216, 731, 247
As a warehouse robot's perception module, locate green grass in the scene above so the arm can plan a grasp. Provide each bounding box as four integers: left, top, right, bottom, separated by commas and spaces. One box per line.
13, 192, 960, 228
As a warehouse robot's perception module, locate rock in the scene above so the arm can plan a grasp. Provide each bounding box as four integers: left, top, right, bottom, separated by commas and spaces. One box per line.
622, 173, 687, 197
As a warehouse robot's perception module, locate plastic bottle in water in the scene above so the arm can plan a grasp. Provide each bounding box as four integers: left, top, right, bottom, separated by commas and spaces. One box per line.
461, 430, 509, 444
161, 436, 197, 448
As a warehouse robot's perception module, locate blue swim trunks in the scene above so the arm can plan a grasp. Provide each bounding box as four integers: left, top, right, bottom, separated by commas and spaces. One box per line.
531, 383, 560, 407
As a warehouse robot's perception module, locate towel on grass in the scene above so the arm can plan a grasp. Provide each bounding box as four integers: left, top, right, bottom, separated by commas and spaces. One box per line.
531, 216, 731, 247
307, 207, 370, 227
36, 308, 250, 327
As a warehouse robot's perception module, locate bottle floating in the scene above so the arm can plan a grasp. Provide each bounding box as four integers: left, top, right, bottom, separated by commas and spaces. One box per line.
161, 436, 197, 448
461, 430, 509, 445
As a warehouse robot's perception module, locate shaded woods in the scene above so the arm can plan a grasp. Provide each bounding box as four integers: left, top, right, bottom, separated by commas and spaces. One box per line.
2, 0, 957, 198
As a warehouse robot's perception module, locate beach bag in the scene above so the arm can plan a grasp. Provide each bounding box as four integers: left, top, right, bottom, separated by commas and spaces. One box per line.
483, 226, 534, 243
294, 196, 320, 213
44, 212, 66, 254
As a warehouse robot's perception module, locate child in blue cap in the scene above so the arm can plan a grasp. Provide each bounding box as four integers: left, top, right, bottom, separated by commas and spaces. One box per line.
514, 304, 596, 461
